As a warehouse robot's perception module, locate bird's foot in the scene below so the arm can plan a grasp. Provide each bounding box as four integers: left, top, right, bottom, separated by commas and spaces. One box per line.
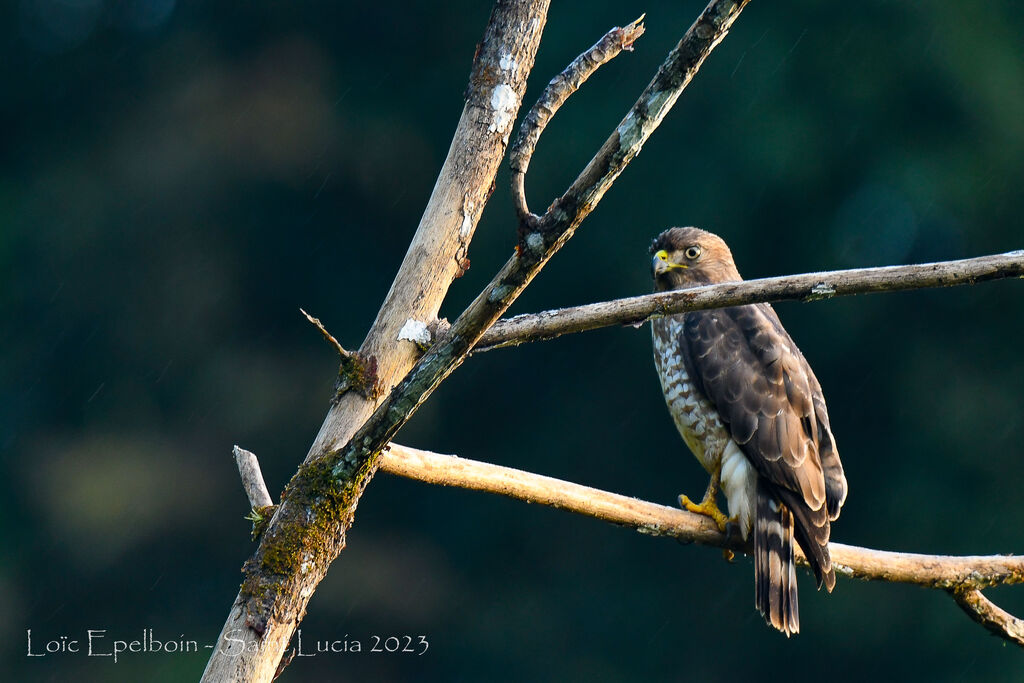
723, 518, 744, 543
678, 492, 730, 533
720, 519, 744, 562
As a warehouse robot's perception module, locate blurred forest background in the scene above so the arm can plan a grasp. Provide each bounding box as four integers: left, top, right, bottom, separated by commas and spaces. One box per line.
4, 0, 1024, 680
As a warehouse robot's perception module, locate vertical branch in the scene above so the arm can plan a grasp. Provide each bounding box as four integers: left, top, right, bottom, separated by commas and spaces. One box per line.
201, 2, 551, 680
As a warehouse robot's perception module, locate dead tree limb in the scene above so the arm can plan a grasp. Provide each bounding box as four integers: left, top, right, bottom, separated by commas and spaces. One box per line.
473, 249, 1024, 352
950, 589, 1024, 647
510, 15, 646, 228
379, 444, 1024, 648
201, 1, 552, 679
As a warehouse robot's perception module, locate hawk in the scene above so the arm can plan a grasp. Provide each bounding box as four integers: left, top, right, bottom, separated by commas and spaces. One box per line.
650, 227, 847, 635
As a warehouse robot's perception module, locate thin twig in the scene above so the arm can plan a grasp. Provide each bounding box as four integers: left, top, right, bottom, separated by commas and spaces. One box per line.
509, 15, 646, 229
473, 249, 1024, 352
300, 308, 351, 359
233, 445, 274, 509
379, 443, 1024, 647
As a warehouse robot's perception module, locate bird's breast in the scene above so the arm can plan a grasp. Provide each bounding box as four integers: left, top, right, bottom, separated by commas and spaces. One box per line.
652, 316, 732, 474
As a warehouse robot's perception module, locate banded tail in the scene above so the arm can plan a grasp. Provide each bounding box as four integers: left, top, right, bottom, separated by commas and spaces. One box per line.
754, 478, 837, 635
754, 479, 800, 636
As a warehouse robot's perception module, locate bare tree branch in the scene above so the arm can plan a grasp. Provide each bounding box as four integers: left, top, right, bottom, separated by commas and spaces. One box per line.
379, 443, 1024, 647
378, 445, 1024, 588
202, 1, 552, 679
473, 249, 1024, 351
950, 588, 1024, 647
510, 15, 646, 228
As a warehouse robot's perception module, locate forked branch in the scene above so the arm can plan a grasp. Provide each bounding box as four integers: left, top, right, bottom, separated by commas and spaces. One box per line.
951, 589, 1024, 646
232, 443, 1024, 647
510, 15, 646, 229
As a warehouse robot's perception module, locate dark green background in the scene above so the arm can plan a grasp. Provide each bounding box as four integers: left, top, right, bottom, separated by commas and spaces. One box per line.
4, 0, 1023, 680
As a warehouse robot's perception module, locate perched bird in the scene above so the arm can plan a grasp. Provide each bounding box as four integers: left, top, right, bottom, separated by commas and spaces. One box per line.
650, 227, 847, 635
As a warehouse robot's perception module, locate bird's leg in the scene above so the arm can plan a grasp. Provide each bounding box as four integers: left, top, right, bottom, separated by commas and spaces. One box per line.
678, 470, 730, 532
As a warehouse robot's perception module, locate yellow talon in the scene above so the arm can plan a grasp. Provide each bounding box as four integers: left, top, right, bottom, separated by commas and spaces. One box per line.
678, 491, 730, 533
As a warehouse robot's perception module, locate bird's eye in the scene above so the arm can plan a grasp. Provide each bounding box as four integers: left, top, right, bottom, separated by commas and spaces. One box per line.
684, 246, 702, 260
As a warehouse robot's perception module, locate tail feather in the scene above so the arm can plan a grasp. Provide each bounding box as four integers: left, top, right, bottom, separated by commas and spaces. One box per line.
777, 487, 836, 592
755, 480, 800, 636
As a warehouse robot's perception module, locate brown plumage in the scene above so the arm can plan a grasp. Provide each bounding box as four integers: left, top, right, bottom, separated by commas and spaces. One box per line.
650, 227, 847, 635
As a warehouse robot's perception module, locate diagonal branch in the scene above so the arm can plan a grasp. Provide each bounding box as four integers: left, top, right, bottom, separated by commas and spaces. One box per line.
299, 308, 351, 360
379, 443, 1024, 647
950, 588, 1024, 647
473, 249, 1024, 352
202, 1, 552, 679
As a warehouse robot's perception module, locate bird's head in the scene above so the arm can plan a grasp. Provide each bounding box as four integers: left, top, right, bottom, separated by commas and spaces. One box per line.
650, 226, 742, 291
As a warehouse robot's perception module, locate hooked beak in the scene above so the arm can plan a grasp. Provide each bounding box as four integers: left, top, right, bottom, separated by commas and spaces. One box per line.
652, 249, 686, 278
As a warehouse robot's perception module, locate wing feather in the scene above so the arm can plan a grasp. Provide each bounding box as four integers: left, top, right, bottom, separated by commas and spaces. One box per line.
681, 303, 843, 589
